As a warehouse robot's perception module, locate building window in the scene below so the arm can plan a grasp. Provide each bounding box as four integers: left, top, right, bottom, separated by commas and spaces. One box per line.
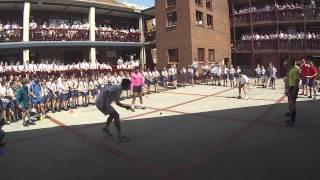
198, 48, 205, 61
196, 11, 204, 25
167, 12, 177, 26
208, 49, 215, 62
206, 0, 212, 9
195, 0, 202, 6
168, 49, 179, 62
166, 0, 176, 7
207, 14, 213, 28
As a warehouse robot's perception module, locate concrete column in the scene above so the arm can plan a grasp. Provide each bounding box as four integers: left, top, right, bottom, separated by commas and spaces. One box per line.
140, 46, 146, 69
23, 1, 30, 64
89, 7, 96, 63
90, 48, 97, 63
139, 15, 145, 43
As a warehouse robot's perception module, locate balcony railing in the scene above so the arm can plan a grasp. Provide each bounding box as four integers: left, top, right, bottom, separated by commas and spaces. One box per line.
235, 39, 320, 51
96, 30, 140, 42
30, 28, 89, 41
232, 7, 320, 25
0, 28, 23, 42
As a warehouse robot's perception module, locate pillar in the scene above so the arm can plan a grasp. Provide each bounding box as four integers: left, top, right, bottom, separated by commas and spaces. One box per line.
139, 15, 145, 43
23, 1, 30, 64
89, 6, 96, 63
140, 46, 146, 69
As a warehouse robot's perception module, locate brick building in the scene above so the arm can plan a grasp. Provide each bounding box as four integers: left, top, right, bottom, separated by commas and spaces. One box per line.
155, 0, 231, 69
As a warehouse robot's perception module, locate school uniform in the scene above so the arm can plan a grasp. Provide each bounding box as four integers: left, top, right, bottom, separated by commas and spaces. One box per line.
229, 68, 236, 81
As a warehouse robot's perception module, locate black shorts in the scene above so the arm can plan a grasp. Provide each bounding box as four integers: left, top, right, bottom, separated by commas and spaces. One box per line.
308, 79, 315, 87
301, 77, 309, 85
133, 86, 143, 93
288, 86, 299, 99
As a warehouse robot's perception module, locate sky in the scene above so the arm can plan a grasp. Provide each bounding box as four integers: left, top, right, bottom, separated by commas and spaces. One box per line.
120, 0, 154, 8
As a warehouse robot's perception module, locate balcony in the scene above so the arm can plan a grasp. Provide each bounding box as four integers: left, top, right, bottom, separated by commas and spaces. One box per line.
96, 30, 140, 42
0, 28, 23, 42
234, 39, 320, 52
30, 28, 89, 41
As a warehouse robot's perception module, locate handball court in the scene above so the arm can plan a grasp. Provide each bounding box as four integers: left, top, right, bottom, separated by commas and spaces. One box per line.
1, 81, 320, 180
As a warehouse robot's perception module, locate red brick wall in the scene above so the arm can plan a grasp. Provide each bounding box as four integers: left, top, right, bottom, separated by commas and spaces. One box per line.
156, 0, 231, 69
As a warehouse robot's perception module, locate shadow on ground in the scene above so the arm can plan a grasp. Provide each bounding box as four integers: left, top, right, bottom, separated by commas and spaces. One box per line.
0, 100, 319, 180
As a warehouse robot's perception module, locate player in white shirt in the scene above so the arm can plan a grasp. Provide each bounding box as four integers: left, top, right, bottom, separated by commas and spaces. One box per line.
237, 73, 250, 100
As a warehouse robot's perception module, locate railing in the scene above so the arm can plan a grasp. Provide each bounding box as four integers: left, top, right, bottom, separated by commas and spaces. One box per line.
30, 28, 89, 41
277, 8, 304, 22
96, 30, 140, 42
254, 39, 278, 50
145, 31, 156, 42
235, 39, 320, 51
232, 7, 320, 25
0, 28, 23, 42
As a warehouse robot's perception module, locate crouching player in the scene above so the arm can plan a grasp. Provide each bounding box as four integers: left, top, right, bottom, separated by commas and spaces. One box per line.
96, 79, 131, 142
237, 73, 250, 100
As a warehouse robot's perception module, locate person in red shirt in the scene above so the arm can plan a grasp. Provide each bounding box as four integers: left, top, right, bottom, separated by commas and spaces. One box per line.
299, 59, 310, 96
308, 61, 318, 99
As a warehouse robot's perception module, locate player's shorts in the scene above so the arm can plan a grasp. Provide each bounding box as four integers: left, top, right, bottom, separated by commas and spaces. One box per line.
96, 103, 115, 116
222, 74, 228, 80
288, 86, 299, 99
32, 97, 41, 105
301, 77, 309, 85
229, 74, 234, 80
133, 86, 143, 93
308, 79, 316, 87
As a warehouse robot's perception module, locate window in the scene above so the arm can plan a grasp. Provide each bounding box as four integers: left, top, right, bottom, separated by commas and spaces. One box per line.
208, 49, 215, 62
196, 11, 204, 25
198, 48, 205, 61
168, 49, 179, 62
195, 0, 202, 6
167, 12, 177, 26
206, 0, 212, 9
167, 0, 176, 7
207, 14, 213, 28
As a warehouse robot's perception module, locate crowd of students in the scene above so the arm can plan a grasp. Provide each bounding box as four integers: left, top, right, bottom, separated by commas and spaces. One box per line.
237, 31, 320, 50
0, 20, 142, 42
233, 1, 318, 23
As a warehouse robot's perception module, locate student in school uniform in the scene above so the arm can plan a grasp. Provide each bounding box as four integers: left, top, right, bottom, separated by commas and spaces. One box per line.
161, 68, 169, 90
261, 66, 268, 88
16, 78, 34, 126
6, 81, 17, 123
29, 77, 42, 115
71, 76, 79, 108
47, 78, 57, 113
229, 65, 236, 88
0, 81, 10, 124
62, 77, 70, 111
254, 64, 262, 86
153, 67, 161, 93
88, 76, 98, 104
39, 79, 49, 121
123, 71, 131, 98
181, 67, 188, 87
222, 65, 228, 87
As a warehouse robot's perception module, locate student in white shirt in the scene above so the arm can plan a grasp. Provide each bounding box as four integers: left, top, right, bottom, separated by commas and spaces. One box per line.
153, 68, 161, 93
161, 68, 169, 91
237, 72, 250, 100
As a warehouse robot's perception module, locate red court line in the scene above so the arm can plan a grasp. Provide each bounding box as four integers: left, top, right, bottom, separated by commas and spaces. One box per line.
159, 95, 287, 179
48, 117, 181, 180
162, 91, 208, 97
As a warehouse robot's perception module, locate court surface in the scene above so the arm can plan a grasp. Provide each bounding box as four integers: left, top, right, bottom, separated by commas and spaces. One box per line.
1, 81, 320, 180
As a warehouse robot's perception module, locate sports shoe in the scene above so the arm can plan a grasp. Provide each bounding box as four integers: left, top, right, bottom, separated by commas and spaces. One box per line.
237, 96, 241, 99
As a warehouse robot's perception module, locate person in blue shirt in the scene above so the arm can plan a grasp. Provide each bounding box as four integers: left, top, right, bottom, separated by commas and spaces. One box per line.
16, 78, 34, 126
29, 77, 42, 114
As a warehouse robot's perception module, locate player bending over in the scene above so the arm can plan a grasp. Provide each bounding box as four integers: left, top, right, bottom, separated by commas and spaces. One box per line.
237, 73, 250, 100
96, 79, 131, 142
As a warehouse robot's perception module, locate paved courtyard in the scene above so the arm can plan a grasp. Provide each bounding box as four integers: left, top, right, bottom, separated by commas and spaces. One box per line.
1, 81, 320, 180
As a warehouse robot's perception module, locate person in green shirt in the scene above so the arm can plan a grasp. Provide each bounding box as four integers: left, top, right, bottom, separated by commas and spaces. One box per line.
286, 59, 300, 126
16, 78, 33, 126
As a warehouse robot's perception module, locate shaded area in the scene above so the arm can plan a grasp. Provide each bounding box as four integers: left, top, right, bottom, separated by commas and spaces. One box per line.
0, 99, 320, 180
